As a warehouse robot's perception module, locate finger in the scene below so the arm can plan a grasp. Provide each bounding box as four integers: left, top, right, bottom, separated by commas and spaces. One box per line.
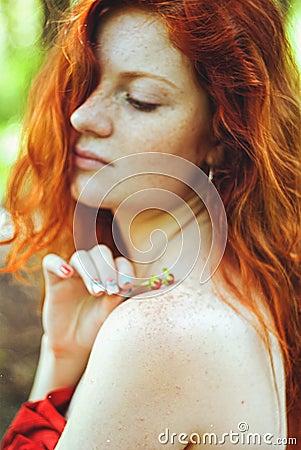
43, 253, 74, 286
88, 245, 119, 296
69, 250, 106, 297
115, 257, 135, 292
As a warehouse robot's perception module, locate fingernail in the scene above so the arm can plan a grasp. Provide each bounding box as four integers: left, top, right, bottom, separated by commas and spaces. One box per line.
91, 279, 105, 295
119, 274, 133, 288
105, 278, 119, 295
121, 287, 133, 299
60, 264, 73, 276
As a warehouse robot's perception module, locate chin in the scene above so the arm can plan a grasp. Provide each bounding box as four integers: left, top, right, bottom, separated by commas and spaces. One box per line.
71, 182, 96, 208
70, 181, 114, 210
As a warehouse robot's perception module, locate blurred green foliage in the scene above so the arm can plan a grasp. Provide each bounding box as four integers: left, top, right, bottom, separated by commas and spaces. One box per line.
287, 0, 301, 67
0, 0, 300, 202
0, 0, 44, 200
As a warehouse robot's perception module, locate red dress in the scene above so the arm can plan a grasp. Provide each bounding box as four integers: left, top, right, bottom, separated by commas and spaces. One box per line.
1, 387, 74, 450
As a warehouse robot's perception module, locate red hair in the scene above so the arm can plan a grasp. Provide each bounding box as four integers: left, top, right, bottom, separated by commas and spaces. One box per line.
2, 0, 301, 422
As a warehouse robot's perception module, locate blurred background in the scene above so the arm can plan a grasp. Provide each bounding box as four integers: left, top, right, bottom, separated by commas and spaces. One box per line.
0, 0, 300, 439
0, 0, 73, 438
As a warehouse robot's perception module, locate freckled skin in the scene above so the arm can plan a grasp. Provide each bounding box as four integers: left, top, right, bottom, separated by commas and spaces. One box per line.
70, 7, 216, 277
70, 8, 213, 209
53, 8, 287, 450
61, 277, 286, 449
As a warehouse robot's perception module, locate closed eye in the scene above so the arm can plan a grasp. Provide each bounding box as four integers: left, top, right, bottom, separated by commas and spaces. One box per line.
126, 94, 160, 112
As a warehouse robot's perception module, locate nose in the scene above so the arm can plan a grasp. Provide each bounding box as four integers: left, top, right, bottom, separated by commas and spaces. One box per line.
70, 91, 113, 137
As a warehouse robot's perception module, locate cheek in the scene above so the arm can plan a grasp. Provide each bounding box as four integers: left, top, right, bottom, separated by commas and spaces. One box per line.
126, 117, 199, 156
178, 111, 212, 163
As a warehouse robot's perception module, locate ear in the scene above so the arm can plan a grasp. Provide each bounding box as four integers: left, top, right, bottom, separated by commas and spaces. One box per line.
204, 142, 224, 169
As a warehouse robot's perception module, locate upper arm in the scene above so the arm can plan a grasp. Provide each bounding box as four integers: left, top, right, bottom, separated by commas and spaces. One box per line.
56, 292, 286, 450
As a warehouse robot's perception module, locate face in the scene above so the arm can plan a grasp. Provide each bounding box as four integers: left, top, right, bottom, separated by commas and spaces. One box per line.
70, 7, 213, 210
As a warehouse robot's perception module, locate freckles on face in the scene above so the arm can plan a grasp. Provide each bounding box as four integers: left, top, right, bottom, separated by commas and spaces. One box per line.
70, 8, 213, 208
97, 8, 212, 156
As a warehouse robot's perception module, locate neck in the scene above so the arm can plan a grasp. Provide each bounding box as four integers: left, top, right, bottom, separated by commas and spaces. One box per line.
112, 194, 212, 281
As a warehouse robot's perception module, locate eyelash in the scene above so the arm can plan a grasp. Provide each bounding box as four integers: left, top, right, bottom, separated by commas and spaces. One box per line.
125, 94, 160, 112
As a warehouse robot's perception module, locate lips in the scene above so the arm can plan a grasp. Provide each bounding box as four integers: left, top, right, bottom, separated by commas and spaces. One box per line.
73, 147, 111, 170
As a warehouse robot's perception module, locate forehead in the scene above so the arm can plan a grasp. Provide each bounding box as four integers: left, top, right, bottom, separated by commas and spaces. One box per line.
95, 7, 196, 88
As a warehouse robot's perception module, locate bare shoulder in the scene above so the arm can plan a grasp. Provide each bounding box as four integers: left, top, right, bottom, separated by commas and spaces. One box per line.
100, 278, 275, 355
90, 280, 286, 437
63, 280, 286, 449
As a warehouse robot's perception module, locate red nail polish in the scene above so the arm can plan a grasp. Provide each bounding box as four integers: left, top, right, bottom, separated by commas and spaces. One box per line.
60, 264, 72, 276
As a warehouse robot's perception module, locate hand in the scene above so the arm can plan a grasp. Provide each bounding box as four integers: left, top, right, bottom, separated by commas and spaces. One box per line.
42, 245, 134, 360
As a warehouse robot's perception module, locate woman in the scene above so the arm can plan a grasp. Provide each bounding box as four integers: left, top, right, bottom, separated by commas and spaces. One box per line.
1, 0, 300, 448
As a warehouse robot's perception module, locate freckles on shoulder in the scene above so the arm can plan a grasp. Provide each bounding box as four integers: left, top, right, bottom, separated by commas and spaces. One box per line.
82, 283, 285, 436
94, 281, 285, 396
96, 282, 259, 355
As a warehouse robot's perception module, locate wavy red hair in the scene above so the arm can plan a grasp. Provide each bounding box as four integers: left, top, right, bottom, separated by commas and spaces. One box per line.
1, 0, 300, 427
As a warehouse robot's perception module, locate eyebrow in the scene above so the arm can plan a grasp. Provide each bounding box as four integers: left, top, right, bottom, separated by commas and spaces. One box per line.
120, 71, 179, 89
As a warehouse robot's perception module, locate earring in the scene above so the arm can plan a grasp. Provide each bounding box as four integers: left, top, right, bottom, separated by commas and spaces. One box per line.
208, 166, 214, 182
